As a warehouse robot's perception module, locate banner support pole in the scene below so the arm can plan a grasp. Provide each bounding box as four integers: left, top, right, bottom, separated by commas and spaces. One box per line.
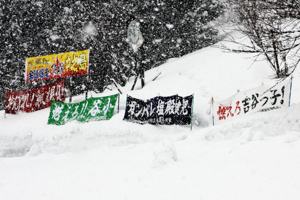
69, 77, 72, 103
288, 75, 293, 107
85, 73, 90, 100
211, 97, 215, 126
85, 75, 88, 100
3, 87, 9, 119
117, 93, 120, 113
190, 94, 195, 131
2, 88, 5, 119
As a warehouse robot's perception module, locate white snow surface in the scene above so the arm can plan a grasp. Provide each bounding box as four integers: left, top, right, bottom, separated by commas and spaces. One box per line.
1, 38, 300, 200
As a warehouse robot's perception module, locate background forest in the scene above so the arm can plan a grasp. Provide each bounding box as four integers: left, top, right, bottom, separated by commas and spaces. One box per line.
1, 0, 300, 110
0, 0, 224, 109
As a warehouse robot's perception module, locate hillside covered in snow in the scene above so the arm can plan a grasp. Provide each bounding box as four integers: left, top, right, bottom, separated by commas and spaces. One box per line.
0, 38, 300, 200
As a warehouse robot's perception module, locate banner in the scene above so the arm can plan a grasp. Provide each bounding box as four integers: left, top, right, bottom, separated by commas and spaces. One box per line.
124, 95, 193, 125
48, 94, 118, 125
213, 78, 292, 124
25, 49, 89, 82
5, 80, 65, 114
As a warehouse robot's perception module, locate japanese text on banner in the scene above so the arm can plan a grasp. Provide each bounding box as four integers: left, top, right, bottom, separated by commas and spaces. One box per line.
5, 80, 65, 114
213, 79, 291, 124
124, 95, 193, 125
48, 94, 118, 125
25, 49, 89, 82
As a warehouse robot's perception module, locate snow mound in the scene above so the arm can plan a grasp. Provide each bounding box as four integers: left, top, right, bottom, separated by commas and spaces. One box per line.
0, 38, 300, 157
152, 141, 178, 168
201, 104, 300, 143
1, 34, 300, 200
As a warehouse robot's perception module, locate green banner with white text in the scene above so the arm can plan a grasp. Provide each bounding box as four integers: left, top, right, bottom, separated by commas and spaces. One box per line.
48, 94, 118, 125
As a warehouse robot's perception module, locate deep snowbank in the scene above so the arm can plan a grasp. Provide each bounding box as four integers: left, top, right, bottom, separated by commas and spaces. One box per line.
0, 39, 300, 156
0, 36, 300, 200
0, 104, 300, 200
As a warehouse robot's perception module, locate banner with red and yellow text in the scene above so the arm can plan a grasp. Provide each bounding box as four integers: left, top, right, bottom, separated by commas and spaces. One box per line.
25, 50, 89, 82
5, 80, 65, 114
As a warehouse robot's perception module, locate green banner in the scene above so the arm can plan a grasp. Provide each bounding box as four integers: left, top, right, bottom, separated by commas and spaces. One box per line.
48, 94, 118, 125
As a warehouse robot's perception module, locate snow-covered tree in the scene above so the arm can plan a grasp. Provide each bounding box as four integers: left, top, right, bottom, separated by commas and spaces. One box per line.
228, 0, 300, 78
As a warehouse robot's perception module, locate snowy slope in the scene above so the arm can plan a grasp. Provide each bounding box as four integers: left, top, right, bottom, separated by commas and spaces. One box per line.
0, 39, 300, 200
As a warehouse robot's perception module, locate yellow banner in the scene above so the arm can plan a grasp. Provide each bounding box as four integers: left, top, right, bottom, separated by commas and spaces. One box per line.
25, 49, 89, 82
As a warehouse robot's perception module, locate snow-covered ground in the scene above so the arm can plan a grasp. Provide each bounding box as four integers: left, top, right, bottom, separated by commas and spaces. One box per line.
0, 38, 300, 200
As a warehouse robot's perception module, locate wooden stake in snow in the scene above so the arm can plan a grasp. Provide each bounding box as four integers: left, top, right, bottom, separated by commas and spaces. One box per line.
152, 72, 162, 82
69, 77, 72, 103
117, 93, 120, 113
211, 97, 215, 126
2, 88, 7, 119
190, 94, 195, 131
288, 75, 294, 107
111, 78, 123, 94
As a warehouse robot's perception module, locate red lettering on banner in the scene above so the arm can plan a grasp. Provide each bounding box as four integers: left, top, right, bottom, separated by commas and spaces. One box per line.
216, 101, 241, 121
